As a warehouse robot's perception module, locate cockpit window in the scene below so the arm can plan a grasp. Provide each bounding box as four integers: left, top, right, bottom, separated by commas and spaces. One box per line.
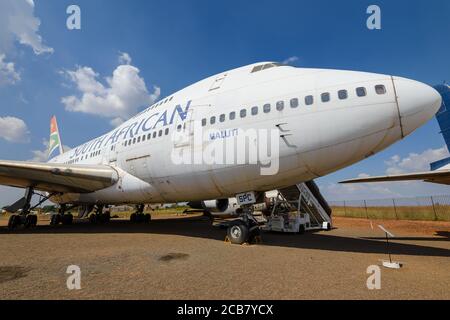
251, 63, 282, 73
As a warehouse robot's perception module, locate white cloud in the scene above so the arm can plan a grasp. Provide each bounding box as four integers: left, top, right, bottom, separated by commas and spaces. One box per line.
30, 138, 71, 162
319, 146, 450, 201
61, 53, 160, 125
282, 56, 299, 65
320, 180, 402, 201
0, 54, 20, 86
118, 52, 132, 65
0, 0, 53, 55
385, 146, 449, 175
0, 116, 29, 143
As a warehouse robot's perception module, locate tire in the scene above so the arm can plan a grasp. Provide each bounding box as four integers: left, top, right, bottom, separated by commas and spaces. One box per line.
25, 215, 34, 228
29, 214, 37, 227
8, 215, 18, 230
298, 224, 305, 235
227, 221, 249, 245
130, 213, 137, 223
103, 211, 111, 223
62, 214, 73, 225
51, 214, 61, 226
144, 213, 151, 223
89, 214, 97, 224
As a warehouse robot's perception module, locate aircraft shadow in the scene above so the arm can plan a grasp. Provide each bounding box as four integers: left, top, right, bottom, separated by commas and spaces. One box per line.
1, 216, 449, 258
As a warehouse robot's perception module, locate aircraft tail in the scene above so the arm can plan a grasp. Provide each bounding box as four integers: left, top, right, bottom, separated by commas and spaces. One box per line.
47, 115, 64, 158
431, 84, 450, 170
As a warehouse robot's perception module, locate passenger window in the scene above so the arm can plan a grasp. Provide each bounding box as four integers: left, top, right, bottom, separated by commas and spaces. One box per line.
137, 136, 141, 143
276, 101, 284, 111
290, 98, 299, 108
124, 141, 128, 146
158, 130, 163, 137
133, 138, 136, 144
305, 95, 314, 105
251, 106, 258, 115
128, 139, 132, 145
321, 92, 330, 102
338, 90, 348, 100
375, 85, 386, 95
178, 124, 183, 131
356, 87, 367, 97
201, 119, 206, 127
229, 111, 236, 120
263, 104, 271, 113
210, 116, 216, 125
165, 128, 169, 135
153, 132, 157, 138
142, 135, 146, 141
147, 133, 151, 140
240, 109, 247, 118
220, 114, 225, 122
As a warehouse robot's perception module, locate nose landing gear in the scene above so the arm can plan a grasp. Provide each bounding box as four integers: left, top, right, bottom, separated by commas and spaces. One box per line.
225, 204, 261, 245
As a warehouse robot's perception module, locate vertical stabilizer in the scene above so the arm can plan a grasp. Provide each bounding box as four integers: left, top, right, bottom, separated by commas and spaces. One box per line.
48, 116, 64, 158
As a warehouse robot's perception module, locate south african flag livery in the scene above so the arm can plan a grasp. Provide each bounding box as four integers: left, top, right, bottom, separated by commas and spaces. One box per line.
48, 116, 63, 158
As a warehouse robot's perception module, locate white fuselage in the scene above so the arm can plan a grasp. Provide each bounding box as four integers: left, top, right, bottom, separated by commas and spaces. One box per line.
48, 62, 442, 205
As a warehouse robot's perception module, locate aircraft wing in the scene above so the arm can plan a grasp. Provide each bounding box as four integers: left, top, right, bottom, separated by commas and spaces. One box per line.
0, 160, 119, 193
340, 170, 450, 185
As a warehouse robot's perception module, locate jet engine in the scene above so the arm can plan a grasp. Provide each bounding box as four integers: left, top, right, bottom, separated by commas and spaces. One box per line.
188, 199, 229, 213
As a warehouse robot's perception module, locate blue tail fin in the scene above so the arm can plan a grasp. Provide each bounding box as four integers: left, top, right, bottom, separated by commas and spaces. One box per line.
431, 84, 450, 170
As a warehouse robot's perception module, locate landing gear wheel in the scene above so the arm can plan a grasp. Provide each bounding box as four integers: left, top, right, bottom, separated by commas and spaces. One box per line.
8, 215, 19, 230
298, 224, 305, 234
227, 221, 249, 245
62, 213, 73, 225
130, 213, 137, 223
89, 214, 97, 224
103, 211, 111, 223
50, 214, 61, 226
25, 214, 37, 228
144, 213, 151, 223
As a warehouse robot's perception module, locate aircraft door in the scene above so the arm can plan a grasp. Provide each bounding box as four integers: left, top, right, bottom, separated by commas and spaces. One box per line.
173, 107, 195, 148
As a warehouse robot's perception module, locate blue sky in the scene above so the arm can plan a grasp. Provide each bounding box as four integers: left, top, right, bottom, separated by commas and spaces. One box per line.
0, 0, 450, 205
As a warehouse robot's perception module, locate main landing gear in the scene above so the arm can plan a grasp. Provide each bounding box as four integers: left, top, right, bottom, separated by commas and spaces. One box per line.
225, 204, 261, 245
88, 205, 111, 224
8, 188, 56, 230
50, 204, 74, 226
130, 204, 151, 224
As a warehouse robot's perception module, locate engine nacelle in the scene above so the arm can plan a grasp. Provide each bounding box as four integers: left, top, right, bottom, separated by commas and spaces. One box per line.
188, 198, 229, 213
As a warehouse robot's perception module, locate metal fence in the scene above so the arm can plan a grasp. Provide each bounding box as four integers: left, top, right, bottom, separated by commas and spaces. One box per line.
329, 195, 450, 221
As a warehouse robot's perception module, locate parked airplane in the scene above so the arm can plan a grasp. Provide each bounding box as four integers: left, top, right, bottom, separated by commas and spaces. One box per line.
0, 62, 441, 243
341, 84, 450, 185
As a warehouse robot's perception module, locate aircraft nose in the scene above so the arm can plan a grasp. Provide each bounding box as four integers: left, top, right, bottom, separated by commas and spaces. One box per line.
393, 76, 442, 137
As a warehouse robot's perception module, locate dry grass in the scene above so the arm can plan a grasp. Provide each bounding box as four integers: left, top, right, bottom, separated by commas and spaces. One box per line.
331, 205, 450, 221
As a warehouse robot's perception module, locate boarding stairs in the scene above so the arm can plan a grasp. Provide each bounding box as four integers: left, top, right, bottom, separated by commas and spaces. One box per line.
277, 181, 332, 230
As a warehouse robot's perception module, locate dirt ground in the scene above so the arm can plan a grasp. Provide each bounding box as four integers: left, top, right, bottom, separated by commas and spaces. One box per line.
0, 214, 448, 300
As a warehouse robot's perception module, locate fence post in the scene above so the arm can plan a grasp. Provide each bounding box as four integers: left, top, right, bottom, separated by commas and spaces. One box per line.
343, 201, 347, 217
364, 200, 369, 219
430, 196, 438, 221
392, 199, 398, 220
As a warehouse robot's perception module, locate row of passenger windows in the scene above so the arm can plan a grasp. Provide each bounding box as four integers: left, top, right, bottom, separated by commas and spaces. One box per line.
201, 84, 386, 126
65, 149, 102, 164
123, 128, 170, 147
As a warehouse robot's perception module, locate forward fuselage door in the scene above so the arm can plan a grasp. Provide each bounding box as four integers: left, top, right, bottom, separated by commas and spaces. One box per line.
173, 107, 195, 148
